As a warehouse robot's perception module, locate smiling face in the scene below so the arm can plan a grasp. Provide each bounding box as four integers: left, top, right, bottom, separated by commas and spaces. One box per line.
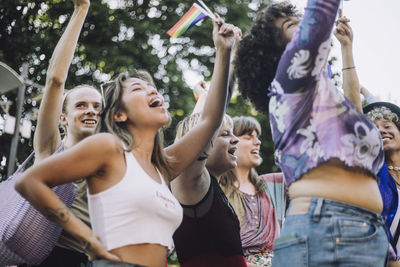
236, 130, 262, 169
366, 106, 400, 153
374, 119, 400, 152
61, 86, 102, 140
117, 77, 169, 129
206, 120, 239, 177
275, 16, 301, 45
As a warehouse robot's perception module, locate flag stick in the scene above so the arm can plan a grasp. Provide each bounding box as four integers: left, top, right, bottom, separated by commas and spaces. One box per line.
197, 0, 216, 20
339, 0, 344, 15
193, 3, 215, 21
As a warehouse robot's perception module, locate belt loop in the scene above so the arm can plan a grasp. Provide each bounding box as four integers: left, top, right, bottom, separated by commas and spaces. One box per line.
313, 198, 324, 222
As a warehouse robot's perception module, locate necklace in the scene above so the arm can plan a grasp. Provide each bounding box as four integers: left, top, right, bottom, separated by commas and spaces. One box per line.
388, 166, 400, 187
388, 165, 400, 171
393, 178, 400, 188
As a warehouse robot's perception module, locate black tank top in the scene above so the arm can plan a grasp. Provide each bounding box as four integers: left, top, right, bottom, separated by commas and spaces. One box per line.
173, 176, 244, 263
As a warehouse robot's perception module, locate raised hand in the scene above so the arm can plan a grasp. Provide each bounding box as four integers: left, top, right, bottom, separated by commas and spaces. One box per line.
73, 0, 90, 8
212, 14, 240, 51
193, 80, 208, 100
232, 25, 242, 52
334, 11, 353, 47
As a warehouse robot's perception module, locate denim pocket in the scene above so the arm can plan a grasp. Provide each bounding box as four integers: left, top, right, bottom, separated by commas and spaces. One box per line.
337, 218, 378, 243
272, 233, 308, 266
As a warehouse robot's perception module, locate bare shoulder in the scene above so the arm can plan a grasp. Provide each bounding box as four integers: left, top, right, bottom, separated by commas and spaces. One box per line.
75, 133, 124, 156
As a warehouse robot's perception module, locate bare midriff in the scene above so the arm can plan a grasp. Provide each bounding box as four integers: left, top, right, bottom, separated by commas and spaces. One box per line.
288, 158, 383, 213
110, 243, 167, 267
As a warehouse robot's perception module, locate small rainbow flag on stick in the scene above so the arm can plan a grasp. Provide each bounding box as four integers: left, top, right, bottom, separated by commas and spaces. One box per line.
167, 3, 213, 38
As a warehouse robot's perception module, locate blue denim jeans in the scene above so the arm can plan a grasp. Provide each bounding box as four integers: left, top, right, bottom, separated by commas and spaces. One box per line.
272, 198, 389, 267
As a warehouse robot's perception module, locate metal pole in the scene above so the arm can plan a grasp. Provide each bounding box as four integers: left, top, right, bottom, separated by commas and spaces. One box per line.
7, 63, 28, 177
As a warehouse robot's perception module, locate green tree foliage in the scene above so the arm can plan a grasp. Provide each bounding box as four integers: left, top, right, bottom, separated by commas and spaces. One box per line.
0, 0, 279, 181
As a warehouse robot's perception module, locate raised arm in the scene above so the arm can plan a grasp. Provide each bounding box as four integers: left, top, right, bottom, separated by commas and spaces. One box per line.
165, 18, 239, 178
15, 133, 121, 261
33, 0, 90, 162
192, 81, 208, 114
360, 84, 379, 104
192, 26, 241, 114
275, 0, 341, 94
334, 13, 362, 111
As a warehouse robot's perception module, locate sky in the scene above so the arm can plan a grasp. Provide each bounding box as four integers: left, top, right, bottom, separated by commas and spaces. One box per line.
184, 0, 400, 104
280, 0, 400, 103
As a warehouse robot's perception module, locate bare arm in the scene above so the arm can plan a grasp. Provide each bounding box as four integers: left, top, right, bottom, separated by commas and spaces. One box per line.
192, 81, 208, 115
34, 0, 90, 161
360, 84, 379, 104
334, 13, 362, 111
192, 26, 242, 114
15, 133, 121, 261
166, 19, 239, 178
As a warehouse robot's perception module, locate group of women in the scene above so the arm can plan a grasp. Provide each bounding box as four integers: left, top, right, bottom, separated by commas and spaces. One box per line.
12, 0, 400, 266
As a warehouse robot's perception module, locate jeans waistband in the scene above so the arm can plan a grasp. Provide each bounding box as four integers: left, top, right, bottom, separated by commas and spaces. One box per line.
288, 197, 385, 225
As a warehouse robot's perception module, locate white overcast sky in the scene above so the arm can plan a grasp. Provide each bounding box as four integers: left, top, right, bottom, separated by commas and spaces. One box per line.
185, 0, 400, 104
281, 0, 400, 103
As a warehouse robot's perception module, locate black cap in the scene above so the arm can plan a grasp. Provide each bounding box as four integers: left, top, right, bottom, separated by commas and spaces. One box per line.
363, 102, 400, 118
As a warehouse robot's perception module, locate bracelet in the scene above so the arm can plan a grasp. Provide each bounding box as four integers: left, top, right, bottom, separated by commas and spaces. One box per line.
342, 66, 356, 71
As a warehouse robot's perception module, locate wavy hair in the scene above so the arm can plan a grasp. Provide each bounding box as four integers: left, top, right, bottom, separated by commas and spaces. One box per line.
366, 106, 400, 129
97, 70, 172, 179
234, 1, 299, 113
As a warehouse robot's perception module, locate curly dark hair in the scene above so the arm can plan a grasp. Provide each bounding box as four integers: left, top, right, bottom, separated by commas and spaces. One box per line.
234, 1, 299, 113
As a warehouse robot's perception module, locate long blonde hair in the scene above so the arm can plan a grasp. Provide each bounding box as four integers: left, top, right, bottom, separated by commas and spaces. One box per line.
97, 70, 172, 179
175, 113, 233, 141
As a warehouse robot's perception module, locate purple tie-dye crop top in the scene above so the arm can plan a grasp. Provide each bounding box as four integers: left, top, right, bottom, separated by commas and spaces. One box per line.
268, 0, 384, 187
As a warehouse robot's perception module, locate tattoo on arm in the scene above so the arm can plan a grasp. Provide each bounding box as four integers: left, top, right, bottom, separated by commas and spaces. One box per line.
197, 152, 209, 161
82, 240, 91, 251
42, 206, 71, 224
197, 140, 213, 161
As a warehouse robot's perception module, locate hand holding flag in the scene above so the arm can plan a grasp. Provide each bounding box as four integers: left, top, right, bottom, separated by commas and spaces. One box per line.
167, 1, 217, 38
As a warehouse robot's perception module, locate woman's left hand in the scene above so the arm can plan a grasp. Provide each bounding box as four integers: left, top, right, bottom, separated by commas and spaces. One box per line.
334, 13, 353, 47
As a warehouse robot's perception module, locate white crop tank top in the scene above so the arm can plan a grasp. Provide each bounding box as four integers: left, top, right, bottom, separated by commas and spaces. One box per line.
88, 151, 183, 251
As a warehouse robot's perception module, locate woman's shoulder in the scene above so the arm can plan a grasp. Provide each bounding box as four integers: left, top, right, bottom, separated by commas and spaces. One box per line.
259, 172, 284, 183
77, 133, 124, 155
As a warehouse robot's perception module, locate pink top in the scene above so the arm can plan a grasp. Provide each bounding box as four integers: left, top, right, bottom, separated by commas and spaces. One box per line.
240, 190, 280, 255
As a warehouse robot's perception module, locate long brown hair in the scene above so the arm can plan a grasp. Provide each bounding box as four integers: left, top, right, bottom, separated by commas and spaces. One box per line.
97, 70, 172, 180
220, 116, 265, 193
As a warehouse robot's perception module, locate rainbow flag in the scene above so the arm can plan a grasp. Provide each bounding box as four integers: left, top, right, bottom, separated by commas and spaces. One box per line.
167, 4, 208, 38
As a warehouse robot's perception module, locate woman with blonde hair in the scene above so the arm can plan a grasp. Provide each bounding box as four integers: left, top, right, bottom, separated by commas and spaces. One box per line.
172, 112, 246, 267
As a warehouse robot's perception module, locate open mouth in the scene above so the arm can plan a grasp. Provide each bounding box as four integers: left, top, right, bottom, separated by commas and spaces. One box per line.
82, 119, 97, 126
382, 136, 392, 142
250, 149, 259, 155
228, 147, 237, 155
149, 98, 163, 108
